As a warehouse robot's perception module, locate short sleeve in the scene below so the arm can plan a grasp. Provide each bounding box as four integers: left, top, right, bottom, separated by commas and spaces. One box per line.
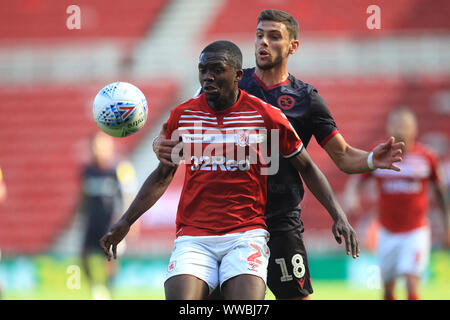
265, 104, 303, 158
427, 149, 442, 183
165, 108, 179, 139
309, 89, 339, 147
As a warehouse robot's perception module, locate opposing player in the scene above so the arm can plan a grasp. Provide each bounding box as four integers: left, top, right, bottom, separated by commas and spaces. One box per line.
345, 108, 449, 300
101, 40, 359, 300
153, 10, 403, 299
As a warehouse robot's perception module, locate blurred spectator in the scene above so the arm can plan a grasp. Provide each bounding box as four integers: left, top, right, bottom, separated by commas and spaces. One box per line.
344, 107, 449, 300
75, 132, 137, 299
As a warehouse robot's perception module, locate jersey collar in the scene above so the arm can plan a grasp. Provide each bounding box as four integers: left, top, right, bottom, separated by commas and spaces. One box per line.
202, 89, 245, 115
253, 71, 290, 90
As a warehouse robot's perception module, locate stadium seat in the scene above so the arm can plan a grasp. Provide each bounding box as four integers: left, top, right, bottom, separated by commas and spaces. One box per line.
0, 80, 179, 254
0, 0, 169, 42
203, 0, 450, 40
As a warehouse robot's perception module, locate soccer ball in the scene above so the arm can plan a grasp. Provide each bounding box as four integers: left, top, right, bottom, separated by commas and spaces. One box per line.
93, 82, 148, 137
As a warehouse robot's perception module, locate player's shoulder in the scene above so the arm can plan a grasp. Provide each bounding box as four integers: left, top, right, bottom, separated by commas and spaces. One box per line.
170, 94, 205, 116
242, 67, 256, 81
287, 74, 318, 95
241, 90, 286, 120
242, 90, 276, 109
283, 74, 321, 111
413, 142, 439, 161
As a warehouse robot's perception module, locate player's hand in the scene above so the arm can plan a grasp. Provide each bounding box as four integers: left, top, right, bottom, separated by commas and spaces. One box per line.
445, 226, 450, 249
332, 217, 360, 259
153, 122, 178, 167
100, 219, 130, 261
372, 137, 404, 171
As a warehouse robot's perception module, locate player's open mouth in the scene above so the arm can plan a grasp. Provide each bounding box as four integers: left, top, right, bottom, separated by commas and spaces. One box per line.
258, 49, 270, 58
203, 85, 219, 93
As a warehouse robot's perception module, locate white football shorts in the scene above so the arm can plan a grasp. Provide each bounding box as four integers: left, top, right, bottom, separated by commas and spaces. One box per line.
377, 226, 430, 282
165, 228, 270, 292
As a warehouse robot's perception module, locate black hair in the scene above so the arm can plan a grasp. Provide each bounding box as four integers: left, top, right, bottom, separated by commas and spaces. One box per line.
257, 9, 299, 40
201, 40, 243, 69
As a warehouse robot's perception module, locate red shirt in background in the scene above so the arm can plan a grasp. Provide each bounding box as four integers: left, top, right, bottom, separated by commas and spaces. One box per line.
361, 143, 440, 233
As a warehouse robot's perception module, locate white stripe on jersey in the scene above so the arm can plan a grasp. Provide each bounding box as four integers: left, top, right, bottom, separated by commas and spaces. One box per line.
184, 110, 212, 115
179, 120, 218, 125
229, 111, 258, 114
222, 120, 265, 124
223, 115, 262, 120
182, 133, 267, 144
283, 145, 304, 159
178, 126, 266, 131
180, 115, 217, 120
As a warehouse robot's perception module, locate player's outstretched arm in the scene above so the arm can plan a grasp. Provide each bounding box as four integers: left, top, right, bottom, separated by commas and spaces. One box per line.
289, 149, 360, 258
431, 166, 450, 248
323, 134, 404, 174
153, 122, 178, 167
100, 163, 177, 260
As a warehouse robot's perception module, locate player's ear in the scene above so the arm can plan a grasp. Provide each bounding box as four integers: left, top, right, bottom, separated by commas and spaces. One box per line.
235, 69, 244, 82
289, 39, 300, 55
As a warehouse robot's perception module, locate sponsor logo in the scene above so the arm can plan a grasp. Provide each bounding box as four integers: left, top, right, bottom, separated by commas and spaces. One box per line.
237, 131, 249, 147
298, 277, 306, 289
167, 260, 176, 273
277, 95, 295, 110
247, 243, 263, 272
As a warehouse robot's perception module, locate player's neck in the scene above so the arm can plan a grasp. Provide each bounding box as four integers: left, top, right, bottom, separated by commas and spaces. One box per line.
254, 65, 289, 88
206, 89, 240, 112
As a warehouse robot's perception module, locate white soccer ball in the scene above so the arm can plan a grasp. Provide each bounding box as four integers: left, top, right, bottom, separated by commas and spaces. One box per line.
93, 82, 148, 137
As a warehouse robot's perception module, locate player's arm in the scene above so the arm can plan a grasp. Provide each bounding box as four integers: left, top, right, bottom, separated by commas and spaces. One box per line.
323, 133, 403, 174
308, 90, 403, 173
152, 122, 178, 167
100, 163, 177, 260
431, 164, 450, 248
289, 149, 360, 258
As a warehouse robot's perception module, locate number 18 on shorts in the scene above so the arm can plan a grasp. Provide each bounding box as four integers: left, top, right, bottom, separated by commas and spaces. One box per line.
267, 229, 313, 299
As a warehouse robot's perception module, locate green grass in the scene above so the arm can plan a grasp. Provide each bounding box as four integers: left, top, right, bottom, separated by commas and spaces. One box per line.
4, 280, 449, 300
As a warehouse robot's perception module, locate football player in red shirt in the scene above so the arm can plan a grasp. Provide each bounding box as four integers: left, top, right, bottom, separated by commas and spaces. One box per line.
101, 40, 359, 300
153, 10, 403, 300
345, 107, 449, 300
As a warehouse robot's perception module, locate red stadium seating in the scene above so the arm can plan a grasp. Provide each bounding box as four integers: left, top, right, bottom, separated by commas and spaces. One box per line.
296, 76, 450, 231
0, 0, 169, 42
0, 80, 179, 254
204, 0, 450, 40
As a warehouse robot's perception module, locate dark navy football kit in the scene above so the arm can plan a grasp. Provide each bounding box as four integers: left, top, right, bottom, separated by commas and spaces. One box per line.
81, 165, 122, 252
239, 68, 338, 298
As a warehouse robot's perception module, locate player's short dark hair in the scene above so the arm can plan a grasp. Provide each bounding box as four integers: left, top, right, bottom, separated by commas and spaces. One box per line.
257, 9, 299, 40
201, 40, 243, 69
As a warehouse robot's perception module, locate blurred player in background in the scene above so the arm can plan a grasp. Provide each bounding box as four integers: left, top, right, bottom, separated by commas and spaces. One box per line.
76, 132, 137, 299
153, 9, 403, 300
345, 107, 449, 300
0, 166, 6, 298
101, 40, 359, 300
0, 167, 5, 203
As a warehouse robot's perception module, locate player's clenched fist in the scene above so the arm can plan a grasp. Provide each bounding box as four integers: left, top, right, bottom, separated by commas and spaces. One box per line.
100, 219, 130, 261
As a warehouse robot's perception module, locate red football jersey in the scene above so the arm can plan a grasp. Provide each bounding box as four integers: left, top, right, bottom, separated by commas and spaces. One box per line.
361, 143, 440, 233
166, 90, 303, 236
